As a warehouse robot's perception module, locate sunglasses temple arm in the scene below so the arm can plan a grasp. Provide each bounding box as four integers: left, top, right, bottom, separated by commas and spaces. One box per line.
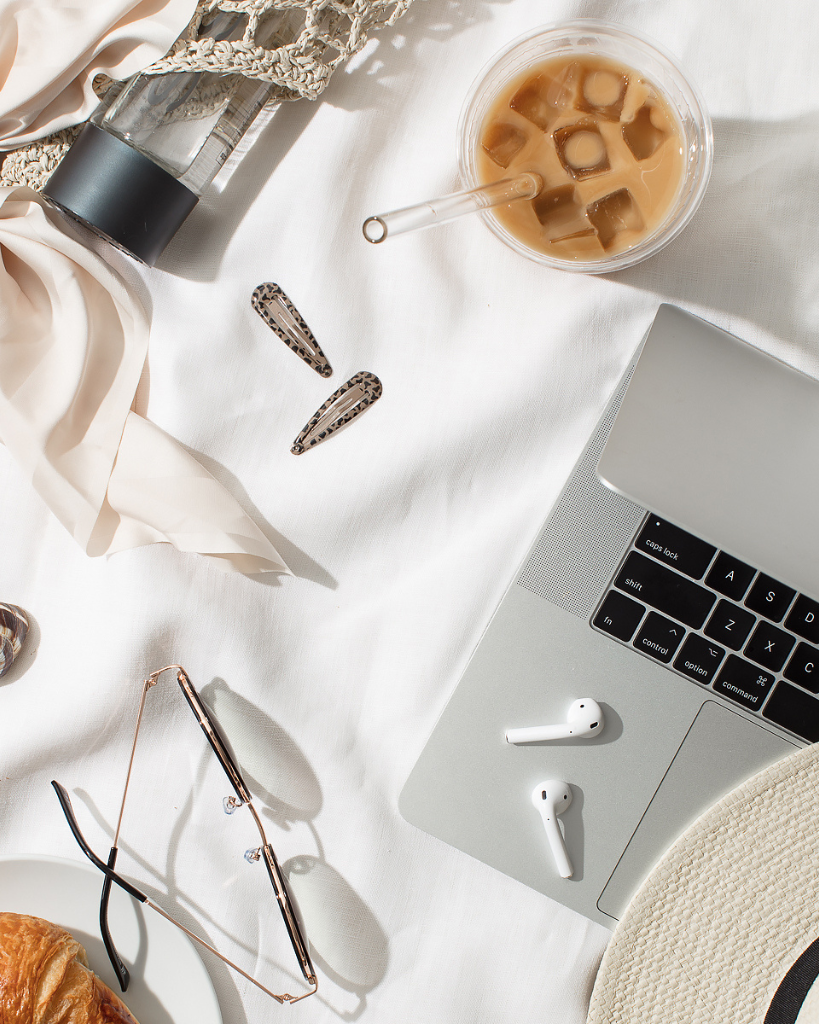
113, 680, 153, 846
93, 680, 152, 994
100, 847, 131, 992
51, 781, 317, 1006
51, 782, 148, 903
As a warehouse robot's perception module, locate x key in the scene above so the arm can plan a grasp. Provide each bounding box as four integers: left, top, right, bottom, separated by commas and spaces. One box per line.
745, 621, 795, 673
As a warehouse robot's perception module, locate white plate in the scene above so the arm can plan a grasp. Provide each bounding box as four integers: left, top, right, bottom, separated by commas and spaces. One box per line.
0, 854, 222, 1024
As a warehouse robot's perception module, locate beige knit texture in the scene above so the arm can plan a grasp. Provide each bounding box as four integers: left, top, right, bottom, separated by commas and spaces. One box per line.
0, 128, 81, 190
587, 742, 819, 1024
0, 0, 414, 190
145, 0, 414, 98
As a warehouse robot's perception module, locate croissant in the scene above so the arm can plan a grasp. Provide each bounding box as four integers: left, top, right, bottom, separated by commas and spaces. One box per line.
0, 913, 140, 1024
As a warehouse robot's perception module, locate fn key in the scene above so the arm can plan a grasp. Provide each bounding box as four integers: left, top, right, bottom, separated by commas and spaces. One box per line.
594, 591, 645, 642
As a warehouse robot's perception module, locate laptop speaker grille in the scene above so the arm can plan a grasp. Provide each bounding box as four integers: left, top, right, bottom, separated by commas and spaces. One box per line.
516, 367, 645, 619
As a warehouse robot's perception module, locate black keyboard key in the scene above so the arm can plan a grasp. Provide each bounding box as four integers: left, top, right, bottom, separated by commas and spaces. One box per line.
713, 655, 774, 711
745, 573, 796, 622
704, 552, 755, 601
614, 552, 715, 630
744, 621, 795, 673
762, 682, 819, 742
674, 634, 725, 684
703, 600, 755, 651
593, 590, 645, 641
785, 595, 819, 644
635, 516, 716, 579
784, 642, 819, 693
633, 612, 684, 664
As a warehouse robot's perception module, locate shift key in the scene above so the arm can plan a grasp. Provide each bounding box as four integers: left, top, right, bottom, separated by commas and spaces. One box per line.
614, 552, 716, 630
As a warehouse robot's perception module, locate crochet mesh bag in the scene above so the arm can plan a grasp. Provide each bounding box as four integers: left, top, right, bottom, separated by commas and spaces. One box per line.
0, 0, 414, 190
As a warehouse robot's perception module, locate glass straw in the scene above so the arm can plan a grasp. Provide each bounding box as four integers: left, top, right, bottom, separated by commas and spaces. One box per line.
362, 172, 543, 243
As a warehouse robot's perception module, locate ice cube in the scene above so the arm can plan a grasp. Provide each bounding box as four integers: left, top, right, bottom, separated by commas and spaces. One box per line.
532, 184, 590, 240
510, 75, 554, 131
553, 120, 609, 180
586, 188, 644, 248
577, 68, 628, 121
510, 65, 578, 131
549, 227, 598, 245
481, 121, 527, 168
622, 103, 670, 161
619, 78, 651, 124
545, 62, 581, 110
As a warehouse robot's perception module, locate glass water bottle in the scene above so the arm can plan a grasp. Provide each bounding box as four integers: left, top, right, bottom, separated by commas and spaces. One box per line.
44, 9, 301, 265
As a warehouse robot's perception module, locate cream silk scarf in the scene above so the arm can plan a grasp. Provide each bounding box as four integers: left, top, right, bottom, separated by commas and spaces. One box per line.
0, 0, 197, 150
0, 186, 288, 574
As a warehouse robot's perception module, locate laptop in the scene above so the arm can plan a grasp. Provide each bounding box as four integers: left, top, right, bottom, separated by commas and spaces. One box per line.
399, 303, 819, 928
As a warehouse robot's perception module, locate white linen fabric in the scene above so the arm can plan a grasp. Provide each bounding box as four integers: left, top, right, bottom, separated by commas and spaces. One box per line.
0, 186, 288, 572
1, 3, 819, 1024
0, 0, 197, 149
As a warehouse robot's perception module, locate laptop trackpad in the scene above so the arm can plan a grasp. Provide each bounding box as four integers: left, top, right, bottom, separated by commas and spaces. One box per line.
597, 700, 796, 920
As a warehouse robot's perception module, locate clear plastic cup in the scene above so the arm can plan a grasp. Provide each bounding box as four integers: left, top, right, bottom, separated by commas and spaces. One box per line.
457, 21, 713, 273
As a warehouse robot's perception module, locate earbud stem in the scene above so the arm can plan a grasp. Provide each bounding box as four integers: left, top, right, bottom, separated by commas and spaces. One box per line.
506, 724, 568, 743
543, 819, 573, 878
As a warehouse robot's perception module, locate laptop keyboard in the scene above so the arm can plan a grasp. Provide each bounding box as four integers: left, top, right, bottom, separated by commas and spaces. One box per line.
591, 514, 819, 743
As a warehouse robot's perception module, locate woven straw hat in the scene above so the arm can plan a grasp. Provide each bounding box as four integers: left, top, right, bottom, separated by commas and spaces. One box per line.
587, 742, 819, 1024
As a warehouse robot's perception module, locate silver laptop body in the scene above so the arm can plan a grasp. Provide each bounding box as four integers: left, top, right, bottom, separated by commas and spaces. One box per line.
399, 303, 819, 927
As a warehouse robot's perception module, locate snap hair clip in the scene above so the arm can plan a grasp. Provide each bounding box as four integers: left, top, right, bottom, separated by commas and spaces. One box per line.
251, 283, 332, 377
291, 372, 382, 455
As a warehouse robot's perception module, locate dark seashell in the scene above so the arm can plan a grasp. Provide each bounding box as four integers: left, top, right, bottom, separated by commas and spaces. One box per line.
0, 604, 29, 678
0, 634, 13, 678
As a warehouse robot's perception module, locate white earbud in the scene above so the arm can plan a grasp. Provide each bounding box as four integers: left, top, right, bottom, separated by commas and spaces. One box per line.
531, 780, 573, 878
505, 698, 604, 744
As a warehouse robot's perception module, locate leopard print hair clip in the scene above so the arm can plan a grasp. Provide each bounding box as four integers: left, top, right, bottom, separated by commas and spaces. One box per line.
252, 282, 333, 377
291, 371, 382, 454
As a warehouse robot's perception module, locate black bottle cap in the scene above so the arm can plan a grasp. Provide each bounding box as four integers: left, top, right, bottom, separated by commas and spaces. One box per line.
42, 122, 198, 266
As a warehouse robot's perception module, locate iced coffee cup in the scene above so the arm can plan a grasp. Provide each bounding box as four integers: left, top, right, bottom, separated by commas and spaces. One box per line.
458, 22, 713, 272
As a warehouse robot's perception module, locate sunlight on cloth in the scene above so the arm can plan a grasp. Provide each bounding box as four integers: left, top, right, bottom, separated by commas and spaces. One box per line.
0, 186, 289, 574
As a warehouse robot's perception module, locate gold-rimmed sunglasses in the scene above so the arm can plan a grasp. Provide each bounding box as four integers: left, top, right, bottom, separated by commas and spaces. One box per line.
52, 664, 318, 1005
